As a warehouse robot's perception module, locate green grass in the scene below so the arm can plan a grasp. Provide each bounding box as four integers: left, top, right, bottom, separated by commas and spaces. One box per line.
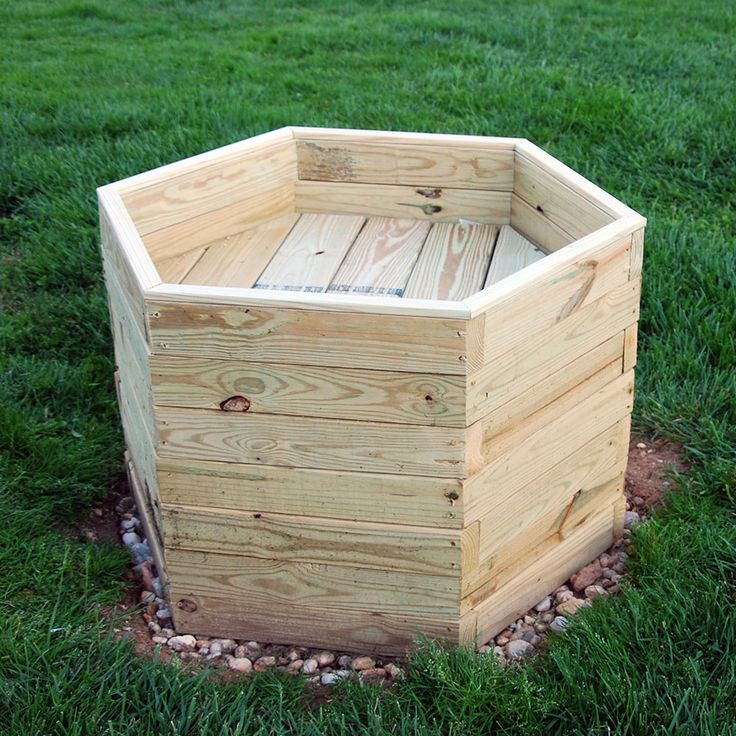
1, 0, 735, 733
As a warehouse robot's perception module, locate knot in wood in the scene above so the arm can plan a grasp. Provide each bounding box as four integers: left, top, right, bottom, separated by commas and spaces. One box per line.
177, 598, 197, 612
220, 395, 251, 412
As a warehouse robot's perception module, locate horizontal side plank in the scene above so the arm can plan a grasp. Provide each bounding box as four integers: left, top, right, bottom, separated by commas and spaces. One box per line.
156, 407, 469, 477
464, 369, 634, 518
167, 549, 460, 617
403, 223, 498, 300
157, 456, 463, 528
256, 214, 365, 292
296, 138, 514, 190
466, 228, 633, 370
469, 279, 639, 420
514, 151, 616, 239
295, 180, 511, 224
125, 452, 167, 587
463, 470, 624, 608
146, 300, 470, 374
170, 591, 459, 655
150, 356, 466, 427
162, 504, 462, 576
121, 134, 296, 236
468, 333, 624, 430
142, 182, 294, 262
182, 214, 300, 288
461, 502, 616, 644
484, 225, 546, 286
510, 194, 574, 252
328, 217, 430, 297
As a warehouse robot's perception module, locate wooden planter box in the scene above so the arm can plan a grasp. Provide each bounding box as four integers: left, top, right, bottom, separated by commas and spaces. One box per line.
99, 127, 645, 654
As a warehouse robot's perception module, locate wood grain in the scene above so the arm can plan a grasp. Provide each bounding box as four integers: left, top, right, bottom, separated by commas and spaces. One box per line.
167, 549, 460, 616
150, 355, 465, 426
181, 214, 299, 287
328, 217, 430, 297
510, 194, 575, 252
156, 407, 469, 477
157, 455, 463, 527
146, 300, 469, 374
255, 213, 365, 292
296, 138, 514, 190
162, 504, 461, 575
484, 225, 546, 286
404, 223, 498, 300
295, 180, 511, 223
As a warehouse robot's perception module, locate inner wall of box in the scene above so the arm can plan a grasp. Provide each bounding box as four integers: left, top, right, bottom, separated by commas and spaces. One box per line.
120, 137, 617, 300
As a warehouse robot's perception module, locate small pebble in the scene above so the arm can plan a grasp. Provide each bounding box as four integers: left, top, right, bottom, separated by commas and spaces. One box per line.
613, 561, 626, 574
122, 532, 141, 546
286, 648, 301, 662
492, 646, 505, 658
168, 635, 196, 652
287, 659, 304, 672
140, 590, 156, 604
121, 518, 139, 531
228, 657, 252, 673
624, 511, 641, 529
359, 667, 386, 681
211, 639, 237, 653
541, 612, 554, 623
147, 621, 161, 634
159, 628, 175, 638
151, 635, 169, 645
156, 608, 172, 620
495, 636, 509, 646
555, 589, 574, 604
556, 597, 591, 616
505, 640, 534, 660
550, 616, 568, 632
534, 596, 552, 612
321, 672, 339, 685
384, 662, 402, 679
351, 656, 376, 671
636, 442, 647, 449
584, 584, 608, 599
633, 496, 644, 506
477, 644, 492, 654
599, 553, 613, 568
570, 561, 603, 593
316, 651, 335, 666
302, 658, 319, 674
254, 656, 276, 671
337, 655, 352, 668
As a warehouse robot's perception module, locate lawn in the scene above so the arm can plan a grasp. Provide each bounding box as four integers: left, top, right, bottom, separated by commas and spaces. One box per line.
1, 0, 735, 733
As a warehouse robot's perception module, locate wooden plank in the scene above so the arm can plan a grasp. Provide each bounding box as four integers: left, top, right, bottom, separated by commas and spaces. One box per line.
156, 245, 209, 284
468, 334, 623, 429
464, 370, 634, 519
255, 213, 364, 292
484, 225, 546, 286
514, 151, 616, 239
142, 183, 294, 262
156, 407, 469, 478
157, 456, 463, 528
623, 323, 638, 372
125, 452, 167, 588
510, 194, 575, 252
296, 138, 514, 190
150, 355, 466, 427
180, 214, 299, 288
295, 180, 511, 224
463, 471, 624, 609
170, 591, 459, 655
120, 133, 296, 236
167, 549, 460, 617
403, 223, 498, 300
461, 502, 615, 644
630, 227, 645, 281
162, 504, 461, 576
328, 217, 430, 297
146, 300, 470, 374
468, 280, 639, 420
464, 227, 633, 370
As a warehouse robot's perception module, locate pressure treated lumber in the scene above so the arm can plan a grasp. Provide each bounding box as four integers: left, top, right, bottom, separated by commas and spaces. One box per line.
484, 225, 545, 286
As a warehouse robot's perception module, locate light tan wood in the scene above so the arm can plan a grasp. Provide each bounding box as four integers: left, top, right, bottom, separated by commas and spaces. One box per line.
150, 355, 465, 426
121, 132, 296, 236
468, 280, 639, 419
328, 217, 430, 297
613, 495, 627, 538
180, 214, 299, 288
510, 194, 575, 253
462, 502, 616, 643
296, 137, 514, 190
157, 456, 463, 527
255, 214, 364, 292
467, 333, 624, 428
514, 151, 616, 239
623, 323, 638, 372
146, 300, 469, 374
125, 452, 167, 588
630, 227, 645, 281
156, 407, 468, 478
463, 471, 624, 609
167, 549, 460, 617
162, 504, 461, 575
484, 225, 546, 286
464, 370, 634, 520
295, 180, 511, 224
170, 590, 458, 655
142, 183, 294, 262
404, 223, 498, 300
156, 245, 209, 284
465, 229, 633, 370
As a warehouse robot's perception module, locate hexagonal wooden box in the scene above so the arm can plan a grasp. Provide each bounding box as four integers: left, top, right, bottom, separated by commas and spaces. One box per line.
99, 127, 645, 654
